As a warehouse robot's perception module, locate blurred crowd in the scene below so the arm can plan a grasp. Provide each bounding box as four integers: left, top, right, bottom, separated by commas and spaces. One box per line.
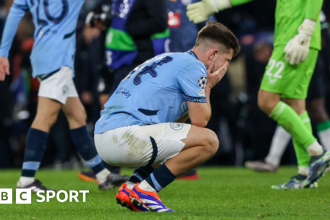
1, 0, 330, 169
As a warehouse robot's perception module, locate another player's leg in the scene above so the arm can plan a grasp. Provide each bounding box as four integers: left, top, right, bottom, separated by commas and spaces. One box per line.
308, 98, 330, 151
62, 97, 128, 190
306, 54, 330, 151
287, 98, 330, 187
78, 71, 124, 182
78, 94, 122, 182
307, 98, 330, 172
271, 111, 314, 189
259, 91, 330, 187
258, 48, 330, 187
17, 97, 61, 191
245, 126, 291, 172
129, 126, 219, 212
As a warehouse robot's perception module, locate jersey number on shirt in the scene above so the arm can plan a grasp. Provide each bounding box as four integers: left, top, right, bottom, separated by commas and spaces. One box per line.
34, 0, 69, 26
124, 56, 173, 85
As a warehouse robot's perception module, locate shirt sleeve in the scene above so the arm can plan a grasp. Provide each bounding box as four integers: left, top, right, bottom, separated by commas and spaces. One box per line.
0, 0, 28, 58
230, 0, 253, 7
176, 60, 207, 103
305, 0, 323, 21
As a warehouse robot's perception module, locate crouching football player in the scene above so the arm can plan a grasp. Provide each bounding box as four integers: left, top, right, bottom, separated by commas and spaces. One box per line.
94, 21, 240, 212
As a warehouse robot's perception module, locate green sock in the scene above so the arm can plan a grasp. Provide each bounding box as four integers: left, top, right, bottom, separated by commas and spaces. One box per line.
316, 120, 330, 151
270, 101, 317, 149
292, 112, 311, 167
316, 120, 330, 132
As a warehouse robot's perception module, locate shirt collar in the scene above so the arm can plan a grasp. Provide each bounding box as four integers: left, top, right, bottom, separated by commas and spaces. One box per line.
187, 50, 199, 60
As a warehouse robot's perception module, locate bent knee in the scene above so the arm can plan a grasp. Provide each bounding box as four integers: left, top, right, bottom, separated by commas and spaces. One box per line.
204, 129, 219, 157
258, 90, 281, 115
34, 111, 58, 128
258, 97, 277, 115
65, 109, 87, 125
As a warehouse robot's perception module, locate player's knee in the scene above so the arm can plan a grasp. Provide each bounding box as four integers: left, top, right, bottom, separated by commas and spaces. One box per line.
205, 129, 219, 157
75, 110, 87, 124
258, 97, 275, 115
34, 111, 58, 129
46, 115, 58, 128
65, 107, 87, 125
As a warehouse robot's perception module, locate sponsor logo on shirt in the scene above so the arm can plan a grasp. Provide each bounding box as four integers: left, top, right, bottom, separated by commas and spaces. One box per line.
116, 87, 131, 98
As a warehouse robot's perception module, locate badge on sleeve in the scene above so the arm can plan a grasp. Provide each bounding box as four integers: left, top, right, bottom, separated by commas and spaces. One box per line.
198, 76, 207, 89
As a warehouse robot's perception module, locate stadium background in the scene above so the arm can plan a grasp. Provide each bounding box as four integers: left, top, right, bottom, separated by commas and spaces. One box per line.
1, 0, 330, 170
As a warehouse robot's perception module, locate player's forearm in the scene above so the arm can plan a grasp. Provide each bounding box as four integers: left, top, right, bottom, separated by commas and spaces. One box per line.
305, 0, 323, 21
204, 86, 212, 123
0, 5, 26, 58
188, 87, 211, 128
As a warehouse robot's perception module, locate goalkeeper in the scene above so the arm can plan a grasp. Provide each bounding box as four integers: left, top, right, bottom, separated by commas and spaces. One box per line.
187, 0, 330, 189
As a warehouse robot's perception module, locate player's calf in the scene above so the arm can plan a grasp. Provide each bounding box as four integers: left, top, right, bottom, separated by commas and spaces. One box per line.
257, 89, 281, 115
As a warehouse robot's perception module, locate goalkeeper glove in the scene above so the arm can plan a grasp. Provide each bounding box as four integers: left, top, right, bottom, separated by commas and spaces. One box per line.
187, 0, 232, 24
284, 19, 316, 65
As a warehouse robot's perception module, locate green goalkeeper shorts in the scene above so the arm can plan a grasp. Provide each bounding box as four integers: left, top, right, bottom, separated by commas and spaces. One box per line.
260, 46, 318, 99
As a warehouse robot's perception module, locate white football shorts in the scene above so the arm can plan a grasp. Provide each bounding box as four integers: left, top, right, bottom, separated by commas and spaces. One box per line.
94, 123, 191, 167
38, 66, 78, 104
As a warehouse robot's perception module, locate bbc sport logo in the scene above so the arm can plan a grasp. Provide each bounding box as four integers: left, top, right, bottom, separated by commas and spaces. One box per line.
0, 189, 89, 204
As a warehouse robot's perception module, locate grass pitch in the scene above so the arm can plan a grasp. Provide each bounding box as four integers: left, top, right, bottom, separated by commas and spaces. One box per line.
0, 167, 330, 220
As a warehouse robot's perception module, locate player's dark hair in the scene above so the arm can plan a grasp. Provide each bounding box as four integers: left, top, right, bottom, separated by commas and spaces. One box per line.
195, 21, 240, 57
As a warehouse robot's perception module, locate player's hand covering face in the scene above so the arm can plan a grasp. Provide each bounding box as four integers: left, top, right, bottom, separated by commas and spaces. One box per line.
206, 61, 229, 89
0, 57, 10, 81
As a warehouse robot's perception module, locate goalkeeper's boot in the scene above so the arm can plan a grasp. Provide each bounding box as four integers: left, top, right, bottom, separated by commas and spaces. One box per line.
325, 163, 330, 173
17, 179, 56, 192
129, 183, 174, 212
116, 183, 140, 211
98, 174, 129, 190
271, 174, 318, 189
303, 150, 330, 188
245, 160, 277, 172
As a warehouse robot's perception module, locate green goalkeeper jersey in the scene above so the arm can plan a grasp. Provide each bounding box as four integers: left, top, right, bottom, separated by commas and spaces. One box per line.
274, 0, 320, 50
231, 0, 322, 50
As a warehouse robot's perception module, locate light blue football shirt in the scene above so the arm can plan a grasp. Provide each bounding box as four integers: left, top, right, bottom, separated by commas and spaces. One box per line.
94, 51, 208, 134
0, 0, 84, 77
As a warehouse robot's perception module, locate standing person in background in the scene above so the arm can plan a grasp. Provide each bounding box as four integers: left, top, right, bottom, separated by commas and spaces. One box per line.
246, 12, 330, 173
0, 0, 128, 191
187, 0, 330, 189
79, 0, 169, 182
